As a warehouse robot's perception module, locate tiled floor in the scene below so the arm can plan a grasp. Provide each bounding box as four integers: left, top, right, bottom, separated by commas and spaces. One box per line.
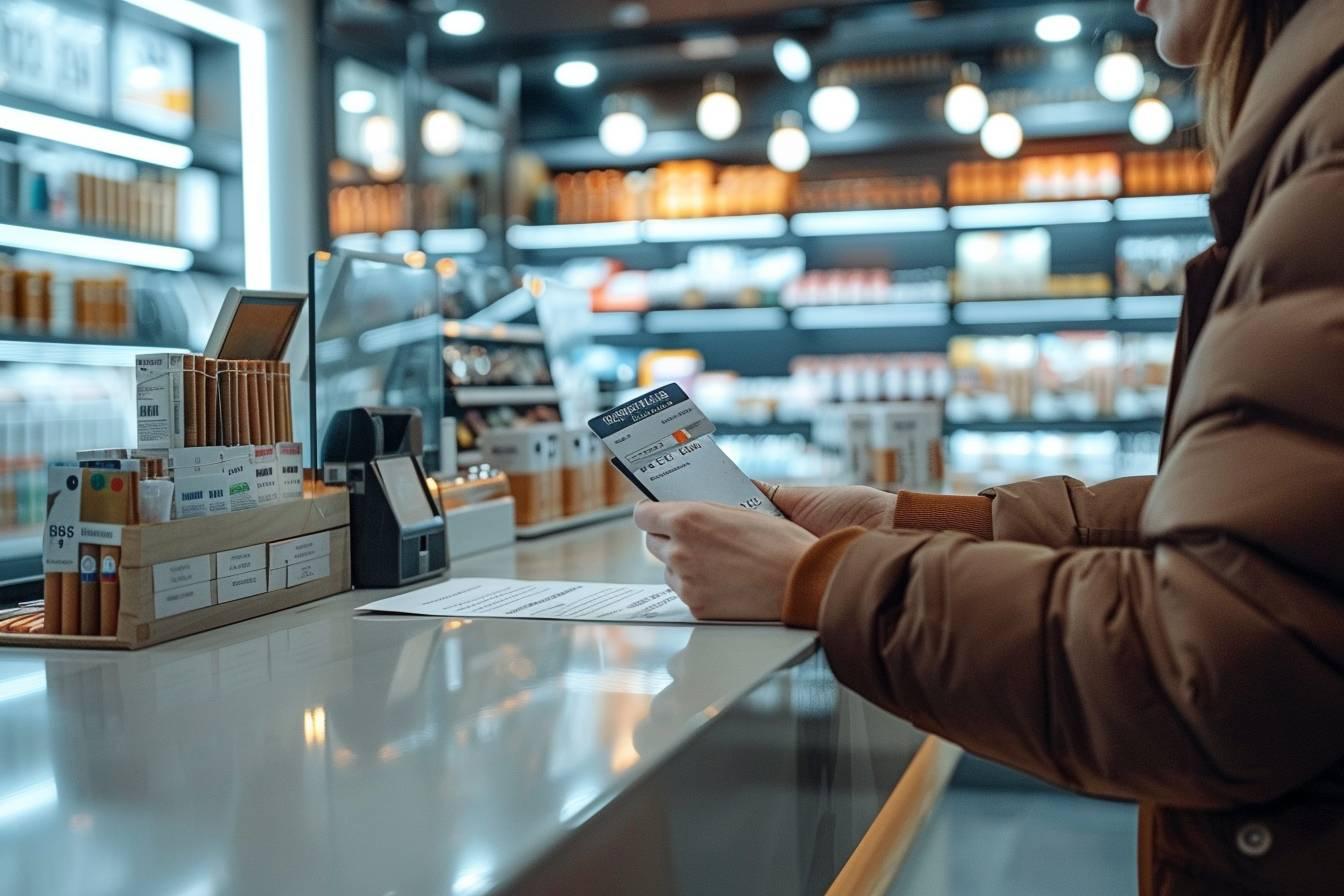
889, 762, 1139, 896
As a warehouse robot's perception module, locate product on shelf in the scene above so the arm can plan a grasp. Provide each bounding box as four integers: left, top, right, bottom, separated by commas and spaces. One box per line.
0, 259, 134, 339
328, 179, 481, 237
946, 332, 1174, 423
946, 430, 1161, 493
544, 161, 793, 225
790, 353, 951, 405
1123, 149, 1214, 196
810, 401, 945, 492
951, 228, 1111, 300
1116, 235, 1215, 296
793, 175, 942, 212
948, 153, 1122, 205
781, 267, 950, 307
8, 147, 181, 243
565, 246, 805, 312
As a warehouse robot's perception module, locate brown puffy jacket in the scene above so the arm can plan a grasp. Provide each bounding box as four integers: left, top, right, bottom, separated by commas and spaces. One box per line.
786, 2, 1344, 892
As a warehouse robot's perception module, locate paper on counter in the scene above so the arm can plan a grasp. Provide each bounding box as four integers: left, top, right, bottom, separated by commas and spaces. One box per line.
356, 577, 745, 625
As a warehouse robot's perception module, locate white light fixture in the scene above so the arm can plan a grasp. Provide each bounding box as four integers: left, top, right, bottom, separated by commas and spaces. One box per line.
767, 111, 810, 173
949, 199, 1113, 229
645, 307, 787, 334
506, 221, 642, 250
696, 74, 741, 141
120, 0, 272, 288
773, 38, 812, 82
792, 303, 950, 329
808, 84, 859, 134
643, 214, 786, 242
369, 154, 405, 182
1094, 33, 1144, 102
554, 60, 598, 88
944, 63, 989, 135
0, 222, 193, 270
790, 207, 949, 236
979, 111, 1023, 159
421, 109, 465, 156
1113, 193, 1209, 220
1035, 13, 1082, 42
339, 89, 377, 114
0, 103, 192, 169
1130, 95, 1174, 145
598, 96, 647, 157
439, 9, 485, 36
422, 228, 488, 254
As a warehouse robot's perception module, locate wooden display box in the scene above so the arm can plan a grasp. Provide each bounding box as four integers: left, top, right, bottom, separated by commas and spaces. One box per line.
0, 488, 351, 651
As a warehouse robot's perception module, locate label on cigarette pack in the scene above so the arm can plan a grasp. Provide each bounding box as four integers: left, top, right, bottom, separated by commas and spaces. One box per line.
276, 442, 304, 501
43, 463, 83, 573
136, 353, 184, 451
251, 445, 279, 506
287, 553, 331, 588
153, 554, 212, 593
269, 531, 331, 569
175, 470, 230, 518
588, 384, 782, 516
224, 459, 258, 513
217, 544, 266, 577
154, 580, 214, 619
218, 570, 268, 603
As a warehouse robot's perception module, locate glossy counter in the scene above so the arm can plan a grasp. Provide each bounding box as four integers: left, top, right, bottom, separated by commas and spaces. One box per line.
0, 519, 949, 896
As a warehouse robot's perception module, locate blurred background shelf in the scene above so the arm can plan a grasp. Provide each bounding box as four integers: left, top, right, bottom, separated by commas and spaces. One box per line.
947, 417, 1164, 434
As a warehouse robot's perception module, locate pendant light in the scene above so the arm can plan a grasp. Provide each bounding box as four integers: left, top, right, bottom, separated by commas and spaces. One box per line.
1095, 33, 1144, 102
697, 74, 742, 141
980, 111, 1023, 159
944, 63, 989, 135
599, 95, 647, 157
809, 82, 859, 134
767, 111, 810, 172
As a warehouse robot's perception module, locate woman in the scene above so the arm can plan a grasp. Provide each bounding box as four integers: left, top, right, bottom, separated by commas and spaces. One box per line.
636, 0, 1344, 892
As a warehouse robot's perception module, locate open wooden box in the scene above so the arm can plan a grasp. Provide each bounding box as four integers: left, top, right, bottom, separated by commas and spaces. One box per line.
0, 487, 351, 650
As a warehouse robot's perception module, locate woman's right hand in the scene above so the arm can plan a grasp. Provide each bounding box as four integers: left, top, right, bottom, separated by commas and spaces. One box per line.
757, 482, 896, 537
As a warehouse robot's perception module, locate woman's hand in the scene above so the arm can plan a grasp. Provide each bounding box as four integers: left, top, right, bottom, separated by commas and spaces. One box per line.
634, 501, 817, 621
757, 482, 895, 536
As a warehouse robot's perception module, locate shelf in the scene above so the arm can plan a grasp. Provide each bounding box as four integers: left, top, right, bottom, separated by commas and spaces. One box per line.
507, 195, 1209, 251
1114, 294, 1183, 319
713, 421, 813, 437
0, 530, 41, 563
0, 220, 194, 271
791, 303, 950, 329
947, 417, 1164, 434
0, 337, 188, 367
332, 228, 488, 256
644, 307, 787, 334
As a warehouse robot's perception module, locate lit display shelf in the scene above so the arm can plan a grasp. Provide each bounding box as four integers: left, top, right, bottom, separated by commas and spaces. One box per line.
506, 195, 1211, 251
0, 337, 189, 367
0, 221, 194, 271
583, 296, 1181, 338
331, 228, 489, 256
946, 417, 1165, 434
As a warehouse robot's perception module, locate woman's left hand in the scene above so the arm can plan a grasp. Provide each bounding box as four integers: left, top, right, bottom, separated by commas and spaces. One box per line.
634, 501, 818, 621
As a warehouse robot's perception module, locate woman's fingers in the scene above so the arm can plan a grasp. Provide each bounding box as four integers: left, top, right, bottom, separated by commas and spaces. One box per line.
633, 500, 678, 536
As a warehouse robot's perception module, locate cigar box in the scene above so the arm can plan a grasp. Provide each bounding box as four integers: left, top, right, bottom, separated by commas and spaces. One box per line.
3, 484, 351, 650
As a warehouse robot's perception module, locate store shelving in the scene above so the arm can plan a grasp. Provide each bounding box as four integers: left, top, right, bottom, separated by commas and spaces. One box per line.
0, 337, 189, 367
0, 221, 195, 271
946, 417, 1164, 434
332, 228, 489, 256
643, 307, 788, 334
1113, 295, 1183, 319
508, 194, 1211, 252
952, 297, 1112, 325
791, 303, 952, 329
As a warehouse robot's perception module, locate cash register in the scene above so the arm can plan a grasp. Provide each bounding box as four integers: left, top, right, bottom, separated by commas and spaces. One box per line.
322, 407, 447, 588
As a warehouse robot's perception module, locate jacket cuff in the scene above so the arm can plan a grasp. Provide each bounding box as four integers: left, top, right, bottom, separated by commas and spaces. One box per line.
890, 491, 994, 541
782, 527, 867, 629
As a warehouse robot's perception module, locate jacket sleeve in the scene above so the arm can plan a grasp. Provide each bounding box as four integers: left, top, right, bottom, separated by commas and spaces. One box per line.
818, 291, 1344, 811
980, 475, 1154, 547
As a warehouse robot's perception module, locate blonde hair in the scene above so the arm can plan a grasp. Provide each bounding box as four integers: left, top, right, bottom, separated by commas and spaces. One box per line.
1198, 0, 1308, 159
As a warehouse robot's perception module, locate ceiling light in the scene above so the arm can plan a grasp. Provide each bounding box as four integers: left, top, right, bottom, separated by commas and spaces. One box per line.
369, 153, 405, 182
980, 112, 1023, 159
697, 74, 741, 141
767, 111, 810, 173
554, 60, 598, 88
1095, 33, 1144, 102
610, 2, 649, 28
773, 38, 811, 82
944, 63, 988, 134
1129, 95, 1173, 144
339, 89, 377, 114
439, 9, 485, 36
1035, 14, 1082, 42
599, 98, 647, 157
808, 84, 859, 134
422, 109, 465, 156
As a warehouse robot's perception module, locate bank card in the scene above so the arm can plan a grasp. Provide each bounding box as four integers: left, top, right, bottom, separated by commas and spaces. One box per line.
588, 384, 782, 516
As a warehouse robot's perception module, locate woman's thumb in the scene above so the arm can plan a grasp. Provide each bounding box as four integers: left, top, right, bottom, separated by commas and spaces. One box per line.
752, 480, 804, 517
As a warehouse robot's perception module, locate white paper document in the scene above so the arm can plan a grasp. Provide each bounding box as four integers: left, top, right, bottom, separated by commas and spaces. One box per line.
357, 577, 711, 624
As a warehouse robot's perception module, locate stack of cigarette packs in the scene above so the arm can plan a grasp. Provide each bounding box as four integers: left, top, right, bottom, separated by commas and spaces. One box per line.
134, 353, 304, 521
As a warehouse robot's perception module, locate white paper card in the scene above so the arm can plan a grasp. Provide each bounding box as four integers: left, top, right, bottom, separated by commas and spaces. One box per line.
357, 577, 758, 625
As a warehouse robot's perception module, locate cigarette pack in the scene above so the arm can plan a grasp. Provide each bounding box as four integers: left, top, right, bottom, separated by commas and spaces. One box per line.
136, 353, 185, 451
